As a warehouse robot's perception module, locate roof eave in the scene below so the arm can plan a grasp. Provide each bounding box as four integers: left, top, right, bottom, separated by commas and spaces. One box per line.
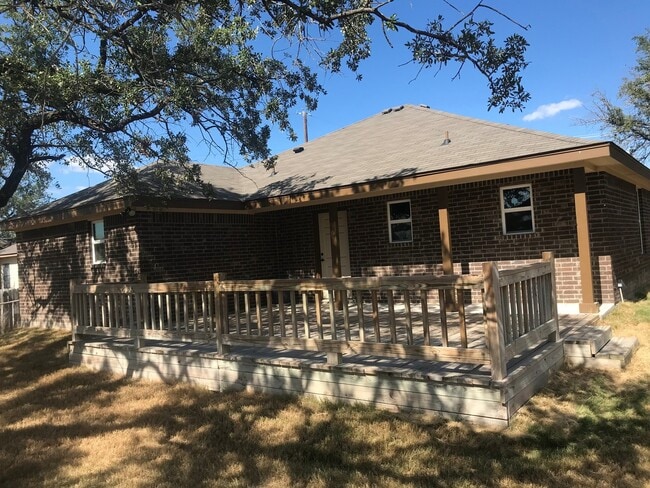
245, 142, 620, 211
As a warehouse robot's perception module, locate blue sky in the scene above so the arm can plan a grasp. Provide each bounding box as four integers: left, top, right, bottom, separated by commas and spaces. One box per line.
49, 0, 650, 198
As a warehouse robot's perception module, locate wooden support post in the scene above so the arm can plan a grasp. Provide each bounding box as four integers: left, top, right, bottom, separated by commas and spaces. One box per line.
213, 273, 230, 354
483, 262, 508, 381
329, 206, 343, 310
573, 168, 599, 314
438, 187, 456, 311
542, 251, 560, 342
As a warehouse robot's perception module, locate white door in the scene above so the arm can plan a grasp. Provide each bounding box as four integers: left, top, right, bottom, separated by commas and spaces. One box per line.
318, 211, 351, 277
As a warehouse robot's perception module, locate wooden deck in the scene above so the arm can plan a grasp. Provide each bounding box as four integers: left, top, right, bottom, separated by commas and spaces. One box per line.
69, 255, 579, 427
69, 310, 593, 428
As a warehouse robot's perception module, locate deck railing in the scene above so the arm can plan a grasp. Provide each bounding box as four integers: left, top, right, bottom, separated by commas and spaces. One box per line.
70, 253, 559, 381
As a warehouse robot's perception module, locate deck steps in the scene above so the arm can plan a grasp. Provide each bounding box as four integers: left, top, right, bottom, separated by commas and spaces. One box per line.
562, 324, 639, 370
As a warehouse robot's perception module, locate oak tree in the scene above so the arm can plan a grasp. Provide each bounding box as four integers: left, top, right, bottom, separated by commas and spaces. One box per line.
0, 0, 530, 208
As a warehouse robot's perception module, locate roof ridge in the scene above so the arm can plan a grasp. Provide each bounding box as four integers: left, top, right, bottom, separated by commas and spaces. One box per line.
407, 104, 598, 145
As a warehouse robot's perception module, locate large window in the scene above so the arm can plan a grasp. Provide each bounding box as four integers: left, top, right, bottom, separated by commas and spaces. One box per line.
500, 185, 535, 234
387, 200, 413, 243
91, 219, 106, 264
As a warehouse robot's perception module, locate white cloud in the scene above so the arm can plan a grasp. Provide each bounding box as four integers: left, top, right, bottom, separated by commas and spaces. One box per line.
523, 99, 583, 122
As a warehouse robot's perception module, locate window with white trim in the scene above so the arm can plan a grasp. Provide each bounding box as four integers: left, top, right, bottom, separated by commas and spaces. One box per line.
387, 200, 413, 243
500, 184, 535, 234
91, 219, 106, 264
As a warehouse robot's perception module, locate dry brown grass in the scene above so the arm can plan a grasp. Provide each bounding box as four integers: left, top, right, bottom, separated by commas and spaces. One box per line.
1, 305, 649, 487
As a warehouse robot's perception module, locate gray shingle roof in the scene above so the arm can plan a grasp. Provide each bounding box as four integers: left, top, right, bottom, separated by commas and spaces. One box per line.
32, 104, 601, 216
242, 104, 599, 198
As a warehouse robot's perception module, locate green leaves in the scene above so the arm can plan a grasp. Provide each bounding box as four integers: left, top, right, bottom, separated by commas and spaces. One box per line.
0, 0, 530, 208
595, 31, 650, 162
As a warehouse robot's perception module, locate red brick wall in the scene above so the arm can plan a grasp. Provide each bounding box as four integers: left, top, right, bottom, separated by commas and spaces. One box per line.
587, 173, 650, 301
17, 215, 140, 328
18, 170, 650, 329
347, 190, 440, 277
269, 208, 319, 278
448, 170, 578, 263
135, 211, 278, 281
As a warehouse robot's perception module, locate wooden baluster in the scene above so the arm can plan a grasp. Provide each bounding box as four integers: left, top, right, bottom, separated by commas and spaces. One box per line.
163, 293, 170, 331
244, 292, 252, 335
134, 292, 143, 348
120, 294, 127, 330
404, 292, 413, 345
173, 293, 180, 331
438, 289, 449, 347
515, 281, 524, 336
278, 291, 286, 337
328, 290, 336, 340
500, 286, 510, 344
356, 291, 365, 342
371, 290, 380, 342
221, 292, 229, 335
421, 290, 430, 346
315, 293, 324, 339
342, 292, 351, 341
508, 283, 518, 339
290, 291, 298, 337
267, 291, 274, 337
255, 291, 262, 335
457, 288, 468, 348
202, 292, 209, 332
155, 294, 162, 330
109, 293, 116, 329
233, 292, 241, 334
182, 293, 189, 331
542, 251, 560, 342
302, 292, 310, 338
387, 290, 397, 344
128, 294, 135, 330
191, 292, 198, 332
207, 291, 215, 333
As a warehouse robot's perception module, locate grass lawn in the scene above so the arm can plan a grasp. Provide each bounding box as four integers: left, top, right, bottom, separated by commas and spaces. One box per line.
1, 302, 649, 487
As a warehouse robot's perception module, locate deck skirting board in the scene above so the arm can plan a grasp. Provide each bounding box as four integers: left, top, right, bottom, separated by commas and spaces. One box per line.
69, 338, 565, 427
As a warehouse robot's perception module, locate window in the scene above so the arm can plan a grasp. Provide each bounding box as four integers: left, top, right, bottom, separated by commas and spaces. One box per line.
91, 219, 106, 264
500, 185, 535, 234
388, 200, 413, 243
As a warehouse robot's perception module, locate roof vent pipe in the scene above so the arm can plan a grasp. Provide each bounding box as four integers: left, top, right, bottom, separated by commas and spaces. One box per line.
442, 131, 451, 145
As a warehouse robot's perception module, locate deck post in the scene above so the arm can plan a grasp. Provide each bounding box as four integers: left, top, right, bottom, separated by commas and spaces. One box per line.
573, 168, 599, 313
213, 273, 230, 354
437, 186, 457, 311
482, 262, 508, 381
542, 252, 561, 342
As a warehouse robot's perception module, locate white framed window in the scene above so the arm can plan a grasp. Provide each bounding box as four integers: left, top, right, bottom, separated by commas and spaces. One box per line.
500, 184, 535, 234
91, 219, 106, 264
387, 199, 413, 243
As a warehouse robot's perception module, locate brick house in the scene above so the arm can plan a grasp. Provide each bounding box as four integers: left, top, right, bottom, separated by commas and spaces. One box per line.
7, 104, 650, 328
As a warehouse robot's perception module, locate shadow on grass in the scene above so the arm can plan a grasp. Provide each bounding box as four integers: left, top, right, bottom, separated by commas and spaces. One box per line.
1, 328, 649, 487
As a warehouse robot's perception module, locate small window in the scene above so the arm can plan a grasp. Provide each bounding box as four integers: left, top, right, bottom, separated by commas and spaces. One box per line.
91, 219, 106, 264
500, 185, 535, 234
388, 200, 413, 243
